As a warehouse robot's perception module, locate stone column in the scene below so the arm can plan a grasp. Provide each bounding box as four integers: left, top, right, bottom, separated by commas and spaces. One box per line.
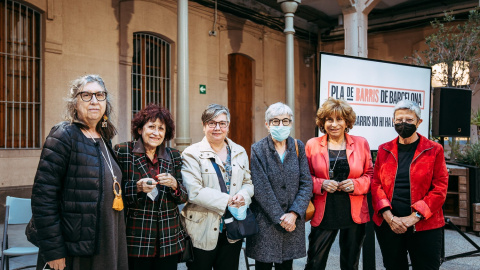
175, 0, 191, 151
337, 0, 381, 57
278, 0, 300, 137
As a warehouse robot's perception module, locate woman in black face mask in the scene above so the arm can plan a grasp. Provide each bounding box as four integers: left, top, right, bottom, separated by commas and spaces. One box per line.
371, 100, 449, 270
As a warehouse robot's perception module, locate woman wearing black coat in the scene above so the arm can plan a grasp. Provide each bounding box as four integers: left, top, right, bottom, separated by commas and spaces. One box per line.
246, 102, 313, 270
31, 75, 128, 270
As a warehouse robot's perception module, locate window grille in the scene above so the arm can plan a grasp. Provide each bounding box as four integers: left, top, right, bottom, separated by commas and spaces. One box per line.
0, 0, 41, 149
132, 33, 171, 117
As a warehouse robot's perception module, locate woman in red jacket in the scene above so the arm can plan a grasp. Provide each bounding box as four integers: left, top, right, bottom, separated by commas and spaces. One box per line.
305, 98, 373, 270
371, 100, 448, 270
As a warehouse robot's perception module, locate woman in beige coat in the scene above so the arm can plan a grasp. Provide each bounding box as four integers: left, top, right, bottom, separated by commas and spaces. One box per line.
181, 104, 254, 270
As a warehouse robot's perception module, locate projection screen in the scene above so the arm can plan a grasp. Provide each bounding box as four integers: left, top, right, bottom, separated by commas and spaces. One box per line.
318, 53, 432, 150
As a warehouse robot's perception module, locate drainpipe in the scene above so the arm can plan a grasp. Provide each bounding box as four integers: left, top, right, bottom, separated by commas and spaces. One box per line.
278, 0, 300, 137
175, 0, 192, 151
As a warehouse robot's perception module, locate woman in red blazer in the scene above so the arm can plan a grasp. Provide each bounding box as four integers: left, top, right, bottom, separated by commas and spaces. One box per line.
305, 98, 373, 270
371, 100, 448, 270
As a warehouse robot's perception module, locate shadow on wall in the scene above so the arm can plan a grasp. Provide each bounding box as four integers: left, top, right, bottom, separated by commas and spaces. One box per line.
225, 15, 247, 53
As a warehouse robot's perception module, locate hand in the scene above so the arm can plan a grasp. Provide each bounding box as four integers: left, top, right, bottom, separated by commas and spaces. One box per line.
383, 210, 407, 234
322, 180, 339, 193
397, 213, 421, 228
280, 212, 297, 232
229, 194, 245, 207
137, 178, 157, 193
338, 179, 354, 193
47, 258, 66, 270
156, 173, 178, 190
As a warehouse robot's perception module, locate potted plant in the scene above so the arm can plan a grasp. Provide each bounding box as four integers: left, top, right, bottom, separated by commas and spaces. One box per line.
408, 10, 480, 230
453, 142, 480, 206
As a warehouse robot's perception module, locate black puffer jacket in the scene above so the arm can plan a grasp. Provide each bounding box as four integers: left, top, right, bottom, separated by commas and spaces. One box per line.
32, 121, 115, 262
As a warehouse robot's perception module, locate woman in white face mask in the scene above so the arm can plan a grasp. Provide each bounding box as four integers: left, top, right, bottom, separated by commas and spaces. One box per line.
245, 102, 313, 270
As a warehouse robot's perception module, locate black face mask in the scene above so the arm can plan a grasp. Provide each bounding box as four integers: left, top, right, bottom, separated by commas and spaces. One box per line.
394, 122, 417, 138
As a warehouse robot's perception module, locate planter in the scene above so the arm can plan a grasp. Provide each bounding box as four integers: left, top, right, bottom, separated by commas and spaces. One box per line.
447, 162, 480, 229
447, 162, 480, 203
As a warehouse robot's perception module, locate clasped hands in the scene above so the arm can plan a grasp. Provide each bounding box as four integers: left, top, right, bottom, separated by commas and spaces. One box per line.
383, 210, 421, 234
280, 212, 297, 233
322, 179, 354, 193
228, 194, 245, 208
137, 173, 178, 193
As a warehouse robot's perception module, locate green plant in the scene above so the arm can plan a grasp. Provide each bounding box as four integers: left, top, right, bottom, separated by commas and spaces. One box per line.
456, 142, 480, 166
449, 137, 461, 160
407, 9, 480, 94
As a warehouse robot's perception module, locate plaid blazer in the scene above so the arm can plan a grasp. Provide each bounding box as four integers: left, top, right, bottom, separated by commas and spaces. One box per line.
114, 141, 188, 257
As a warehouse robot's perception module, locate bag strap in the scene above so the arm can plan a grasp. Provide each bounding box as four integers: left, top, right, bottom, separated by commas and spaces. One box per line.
294, 139, 299, 158
209, 158, 228, 194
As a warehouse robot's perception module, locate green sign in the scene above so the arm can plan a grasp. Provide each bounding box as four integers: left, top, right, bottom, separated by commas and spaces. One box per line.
199, 84, 206, 94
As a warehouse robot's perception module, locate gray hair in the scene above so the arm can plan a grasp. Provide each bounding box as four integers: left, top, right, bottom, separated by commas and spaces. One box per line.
393, 99, 421, 119
265, 102, 294, 123
65, 74, 117, 140
201, 104, 230, 124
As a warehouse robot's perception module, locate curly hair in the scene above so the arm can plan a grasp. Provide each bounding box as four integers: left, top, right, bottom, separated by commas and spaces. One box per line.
131, 104, 175, 141
316, 97, 356, 134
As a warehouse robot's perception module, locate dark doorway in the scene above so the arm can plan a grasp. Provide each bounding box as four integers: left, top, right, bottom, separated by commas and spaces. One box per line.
228, 54, 253, 158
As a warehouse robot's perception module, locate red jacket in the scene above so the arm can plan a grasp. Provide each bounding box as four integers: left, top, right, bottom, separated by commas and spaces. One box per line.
305, 134, 373, 227
371, 134, 449, 231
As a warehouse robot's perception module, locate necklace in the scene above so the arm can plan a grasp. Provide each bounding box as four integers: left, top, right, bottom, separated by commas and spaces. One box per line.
84, 129, 124, 211
328, 139, 345, 179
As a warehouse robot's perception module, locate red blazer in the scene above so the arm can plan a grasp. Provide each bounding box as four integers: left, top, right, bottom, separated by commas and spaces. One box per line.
371, 134, 449, 231
305, 134, 373, 227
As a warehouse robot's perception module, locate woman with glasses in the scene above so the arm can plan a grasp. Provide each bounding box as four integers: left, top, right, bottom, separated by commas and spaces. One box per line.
304, 97, 373, 270
371, 100, 448, 270
181, 104, 254, 270
245, 102, 312, 270
114, 104, 188, 270
31, 75, 128, 270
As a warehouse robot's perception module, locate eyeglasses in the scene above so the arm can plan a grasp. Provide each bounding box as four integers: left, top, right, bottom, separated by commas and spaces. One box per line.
207, 121, 229, 128
76, 91, 107, 102
270, 118, 292, 126
394, 118, 416, 124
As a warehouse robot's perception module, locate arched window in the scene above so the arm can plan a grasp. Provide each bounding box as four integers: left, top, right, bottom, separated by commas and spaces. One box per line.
0, 0, 42, 149
132, 33, 171, 116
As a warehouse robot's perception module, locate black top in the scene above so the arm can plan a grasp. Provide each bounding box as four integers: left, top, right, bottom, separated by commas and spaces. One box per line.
319, 150, 355, 229
391, 138, 420, 217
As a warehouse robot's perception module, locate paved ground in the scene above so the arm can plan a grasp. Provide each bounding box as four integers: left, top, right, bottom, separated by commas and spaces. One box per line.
2, 222, 479, 270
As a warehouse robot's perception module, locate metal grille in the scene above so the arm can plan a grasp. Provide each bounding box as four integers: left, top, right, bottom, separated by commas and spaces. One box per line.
132, 33, 171, 116
0, 0, 41, 149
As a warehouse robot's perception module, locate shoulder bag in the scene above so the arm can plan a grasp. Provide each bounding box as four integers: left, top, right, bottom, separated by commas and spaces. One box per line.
295, 139, 315, 222
209, 158, 259, 240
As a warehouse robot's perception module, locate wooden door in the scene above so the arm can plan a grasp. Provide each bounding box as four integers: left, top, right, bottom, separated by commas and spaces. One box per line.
228, 54, 253, 158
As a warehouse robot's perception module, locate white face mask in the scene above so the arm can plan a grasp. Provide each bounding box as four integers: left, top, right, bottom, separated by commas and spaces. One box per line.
270, 126, 291, 142
228, 204, 248, 220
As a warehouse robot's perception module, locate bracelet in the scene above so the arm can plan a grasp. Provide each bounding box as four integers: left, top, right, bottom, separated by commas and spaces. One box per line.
390, 216, 395, 223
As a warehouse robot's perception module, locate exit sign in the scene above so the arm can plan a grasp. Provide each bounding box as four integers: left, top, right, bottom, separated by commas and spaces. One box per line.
199, 84, 206, 94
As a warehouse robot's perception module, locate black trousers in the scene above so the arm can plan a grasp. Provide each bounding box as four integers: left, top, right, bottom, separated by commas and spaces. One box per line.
375, 222, 443, 270
186, 230, 243, 270
129, 254, 178, 270
255, 260, 293, 270
305, 223, 365, 270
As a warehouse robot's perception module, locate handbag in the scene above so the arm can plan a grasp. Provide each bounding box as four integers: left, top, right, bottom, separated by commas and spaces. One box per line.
178, 234, 194, 263
209, 158, 259, 240
25, 217, 39, 247
295, 139, 315, 222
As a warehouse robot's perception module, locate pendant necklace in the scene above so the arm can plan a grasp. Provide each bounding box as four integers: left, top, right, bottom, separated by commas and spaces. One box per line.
328, 140, 344, 179
84, 129, 124, 211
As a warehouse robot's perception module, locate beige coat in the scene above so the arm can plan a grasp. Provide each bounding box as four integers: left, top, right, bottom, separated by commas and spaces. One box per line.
181, 137, 254, 251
